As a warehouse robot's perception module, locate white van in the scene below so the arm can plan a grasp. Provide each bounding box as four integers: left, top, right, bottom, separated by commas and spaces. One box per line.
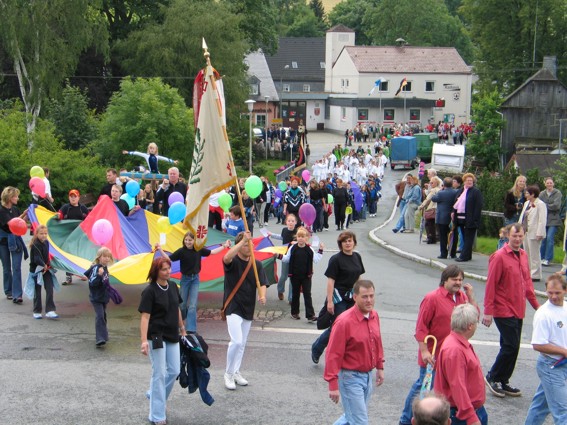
431, 143, 465, 173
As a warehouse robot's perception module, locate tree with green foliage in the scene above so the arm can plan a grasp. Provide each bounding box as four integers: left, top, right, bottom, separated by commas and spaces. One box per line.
460, 0, 567, 96
44, 85, 98, 150
465, 90, 504, 172
0, 101, 106, 204
222, 0, 279, 54
364, 0, 474, 63
0, 0, 108, 141
273, 0, 327, 37
115, 0, 249, 109
309, 0, 326, 21
327, 0, 377, 45
96, 78, 193, 174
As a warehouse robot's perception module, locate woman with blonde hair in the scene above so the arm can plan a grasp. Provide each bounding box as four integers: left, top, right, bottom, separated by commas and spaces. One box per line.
503, 175, 526, 225
0, 186, 27, 303
418, 176, 442, 243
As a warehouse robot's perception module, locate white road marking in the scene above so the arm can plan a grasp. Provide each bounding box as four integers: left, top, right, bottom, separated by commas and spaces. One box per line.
252, 327, 533, 349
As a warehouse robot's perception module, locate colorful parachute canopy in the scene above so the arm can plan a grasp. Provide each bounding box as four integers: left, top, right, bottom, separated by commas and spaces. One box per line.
28, 196, 276, 291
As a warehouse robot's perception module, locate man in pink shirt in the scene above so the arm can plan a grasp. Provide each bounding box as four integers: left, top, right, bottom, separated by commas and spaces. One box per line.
324, 280, 384, 424
434, 303, 487, 425
399, 265, 478, 425
482, 223, 540, 397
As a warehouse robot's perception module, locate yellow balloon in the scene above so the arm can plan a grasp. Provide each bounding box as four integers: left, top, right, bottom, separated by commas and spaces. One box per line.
30, 165, 45, 179
157, 216, 173, 234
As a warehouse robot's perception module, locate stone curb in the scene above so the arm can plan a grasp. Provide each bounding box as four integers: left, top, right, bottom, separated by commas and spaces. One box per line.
368, 196, 549, 298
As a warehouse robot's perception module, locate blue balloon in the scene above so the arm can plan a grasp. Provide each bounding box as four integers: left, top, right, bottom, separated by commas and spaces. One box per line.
168, 201, 186, 225
125, 180, 140, 197
120, 193, 135, 209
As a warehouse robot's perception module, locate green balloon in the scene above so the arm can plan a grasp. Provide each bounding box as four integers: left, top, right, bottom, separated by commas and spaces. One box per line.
278, 181, 287, 191
244, 175, 263, 199
327, 194, 334, 204
218, 193, 232, 212
30, 165, 45, 179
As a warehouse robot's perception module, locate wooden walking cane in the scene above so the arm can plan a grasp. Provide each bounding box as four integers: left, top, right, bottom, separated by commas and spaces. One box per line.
202, 43, 262, 292
420, 335, 438, 398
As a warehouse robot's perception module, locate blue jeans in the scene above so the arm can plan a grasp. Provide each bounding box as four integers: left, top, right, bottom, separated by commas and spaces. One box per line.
147, 340, 180, 423
525, 355, 567, 424
0, 244, 23, 298
277, 261, 292, 301
393, 201, 408, 231
334, 370, 373, 425
450, 405, 488, 425
540, 225, 558, 262
180, 274, 200, 333
399, 366, 436, 424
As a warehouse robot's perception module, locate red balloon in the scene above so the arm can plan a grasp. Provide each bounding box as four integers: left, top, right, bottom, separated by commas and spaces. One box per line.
8, 218, 27, 236
29, 177, 46, 198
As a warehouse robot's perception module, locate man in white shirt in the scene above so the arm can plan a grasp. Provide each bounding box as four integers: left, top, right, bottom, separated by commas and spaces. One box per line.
525, 275, 567, 424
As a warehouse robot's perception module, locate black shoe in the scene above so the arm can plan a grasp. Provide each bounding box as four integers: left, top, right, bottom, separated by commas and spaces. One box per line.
311, 350, 320, 365
291, 314, 300, 320
455, 258, 467, 262
13, 298, 23, 304
501, 383, 522, 397
308, 316, 317, 323
450, 255, 457, 259
96, 341, 106, 348
392, 228, 399, 234
484, 375, 505, 398
437, 255, 447, 259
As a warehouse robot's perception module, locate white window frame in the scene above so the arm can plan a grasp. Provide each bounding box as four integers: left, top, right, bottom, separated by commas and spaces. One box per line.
303, 84, 310, 92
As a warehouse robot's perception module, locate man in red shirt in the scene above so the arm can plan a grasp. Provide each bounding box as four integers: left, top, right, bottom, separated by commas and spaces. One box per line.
434, 303, 487, 425
482, 223, 540, 397
399, 265, 478, 425
324, 280, 384, 424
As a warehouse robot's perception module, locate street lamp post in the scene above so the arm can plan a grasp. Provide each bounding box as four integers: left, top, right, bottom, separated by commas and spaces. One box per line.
245, 99, 256, 174
559, 118, 567, 155
264, 95, 270, 160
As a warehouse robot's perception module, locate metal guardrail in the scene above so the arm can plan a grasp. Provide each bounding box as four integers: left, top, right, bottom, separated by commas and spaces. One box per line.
276, 164, 296, 182
481, 210, 504, 218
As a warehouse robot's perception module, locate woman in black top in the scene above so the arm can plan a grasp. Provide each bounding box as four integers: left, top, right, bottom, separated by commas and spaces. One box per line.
139, 257, 186, 425
311, 230, 365, 364
0, 186, 27, 303
333, 179, 349, 230
308, 179, 326, 233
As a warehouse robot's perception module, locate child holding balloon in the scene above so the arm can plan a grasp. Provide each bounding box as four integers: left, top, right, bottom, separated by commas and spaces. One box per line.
281, 226, 324, 321
156, 232, 231, 333
268, 213, 298, 301
28, 225, 58, 319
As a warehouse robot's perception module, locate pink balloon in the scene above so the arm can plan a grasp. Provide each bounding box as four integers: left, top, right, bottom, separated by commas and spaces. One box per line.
168, 191, 184, 206
299, 203, 316, 226
29, 177, 46, 198
302, 170, 311, 182
92, 219, 113, 245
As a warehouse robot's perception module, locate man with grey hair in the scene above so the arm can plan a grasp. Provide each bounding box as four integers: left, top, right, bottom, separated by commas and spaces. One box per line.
155, 167, 187, 216
434, 304, 487, 425
412, 393, 450, 425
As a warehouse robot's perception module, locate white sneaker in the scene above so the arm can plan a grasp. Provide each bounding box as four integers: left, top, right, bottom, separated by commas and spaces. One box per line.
541, 260, 549, 266
33, 313, 42, 319
224, 373, 236, 390
233, 371, 248, 386
45, 311, 59, 319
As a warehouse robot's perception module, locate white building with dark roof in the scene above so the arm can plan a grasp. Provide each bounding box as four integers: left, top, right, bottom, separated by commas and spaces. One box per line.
325, 25, 473, 131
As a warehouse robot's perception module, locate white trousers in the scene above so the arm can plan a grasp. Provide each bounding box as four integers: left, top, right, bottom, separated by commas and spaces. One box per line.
226, 314, 252, 375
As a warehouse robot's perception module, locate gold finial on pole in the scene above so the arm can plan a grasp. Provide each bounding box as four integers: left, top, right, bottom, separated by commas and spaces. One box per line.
202, 38, 210, 66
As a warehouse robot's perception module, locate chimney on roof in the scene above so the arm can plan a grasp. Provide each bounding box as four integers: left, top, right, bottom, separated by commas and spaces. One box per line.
542, 56, 557, 77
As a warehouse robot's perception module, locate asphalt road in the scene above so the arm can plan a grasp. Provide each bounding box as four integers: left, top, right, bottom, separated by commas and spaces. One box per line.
0, 131, 550, 424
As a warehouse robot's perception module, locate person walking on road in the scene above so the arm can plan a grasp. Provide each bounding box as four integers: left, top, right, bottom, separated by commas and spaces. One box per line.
482, 223, 540, 398
399, 265, 477, 425
311, 231, 365, 364
434, 303, 487, 425
524, 274, 567, 425
222, 231, 267, 390
324, 280, 384, 425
